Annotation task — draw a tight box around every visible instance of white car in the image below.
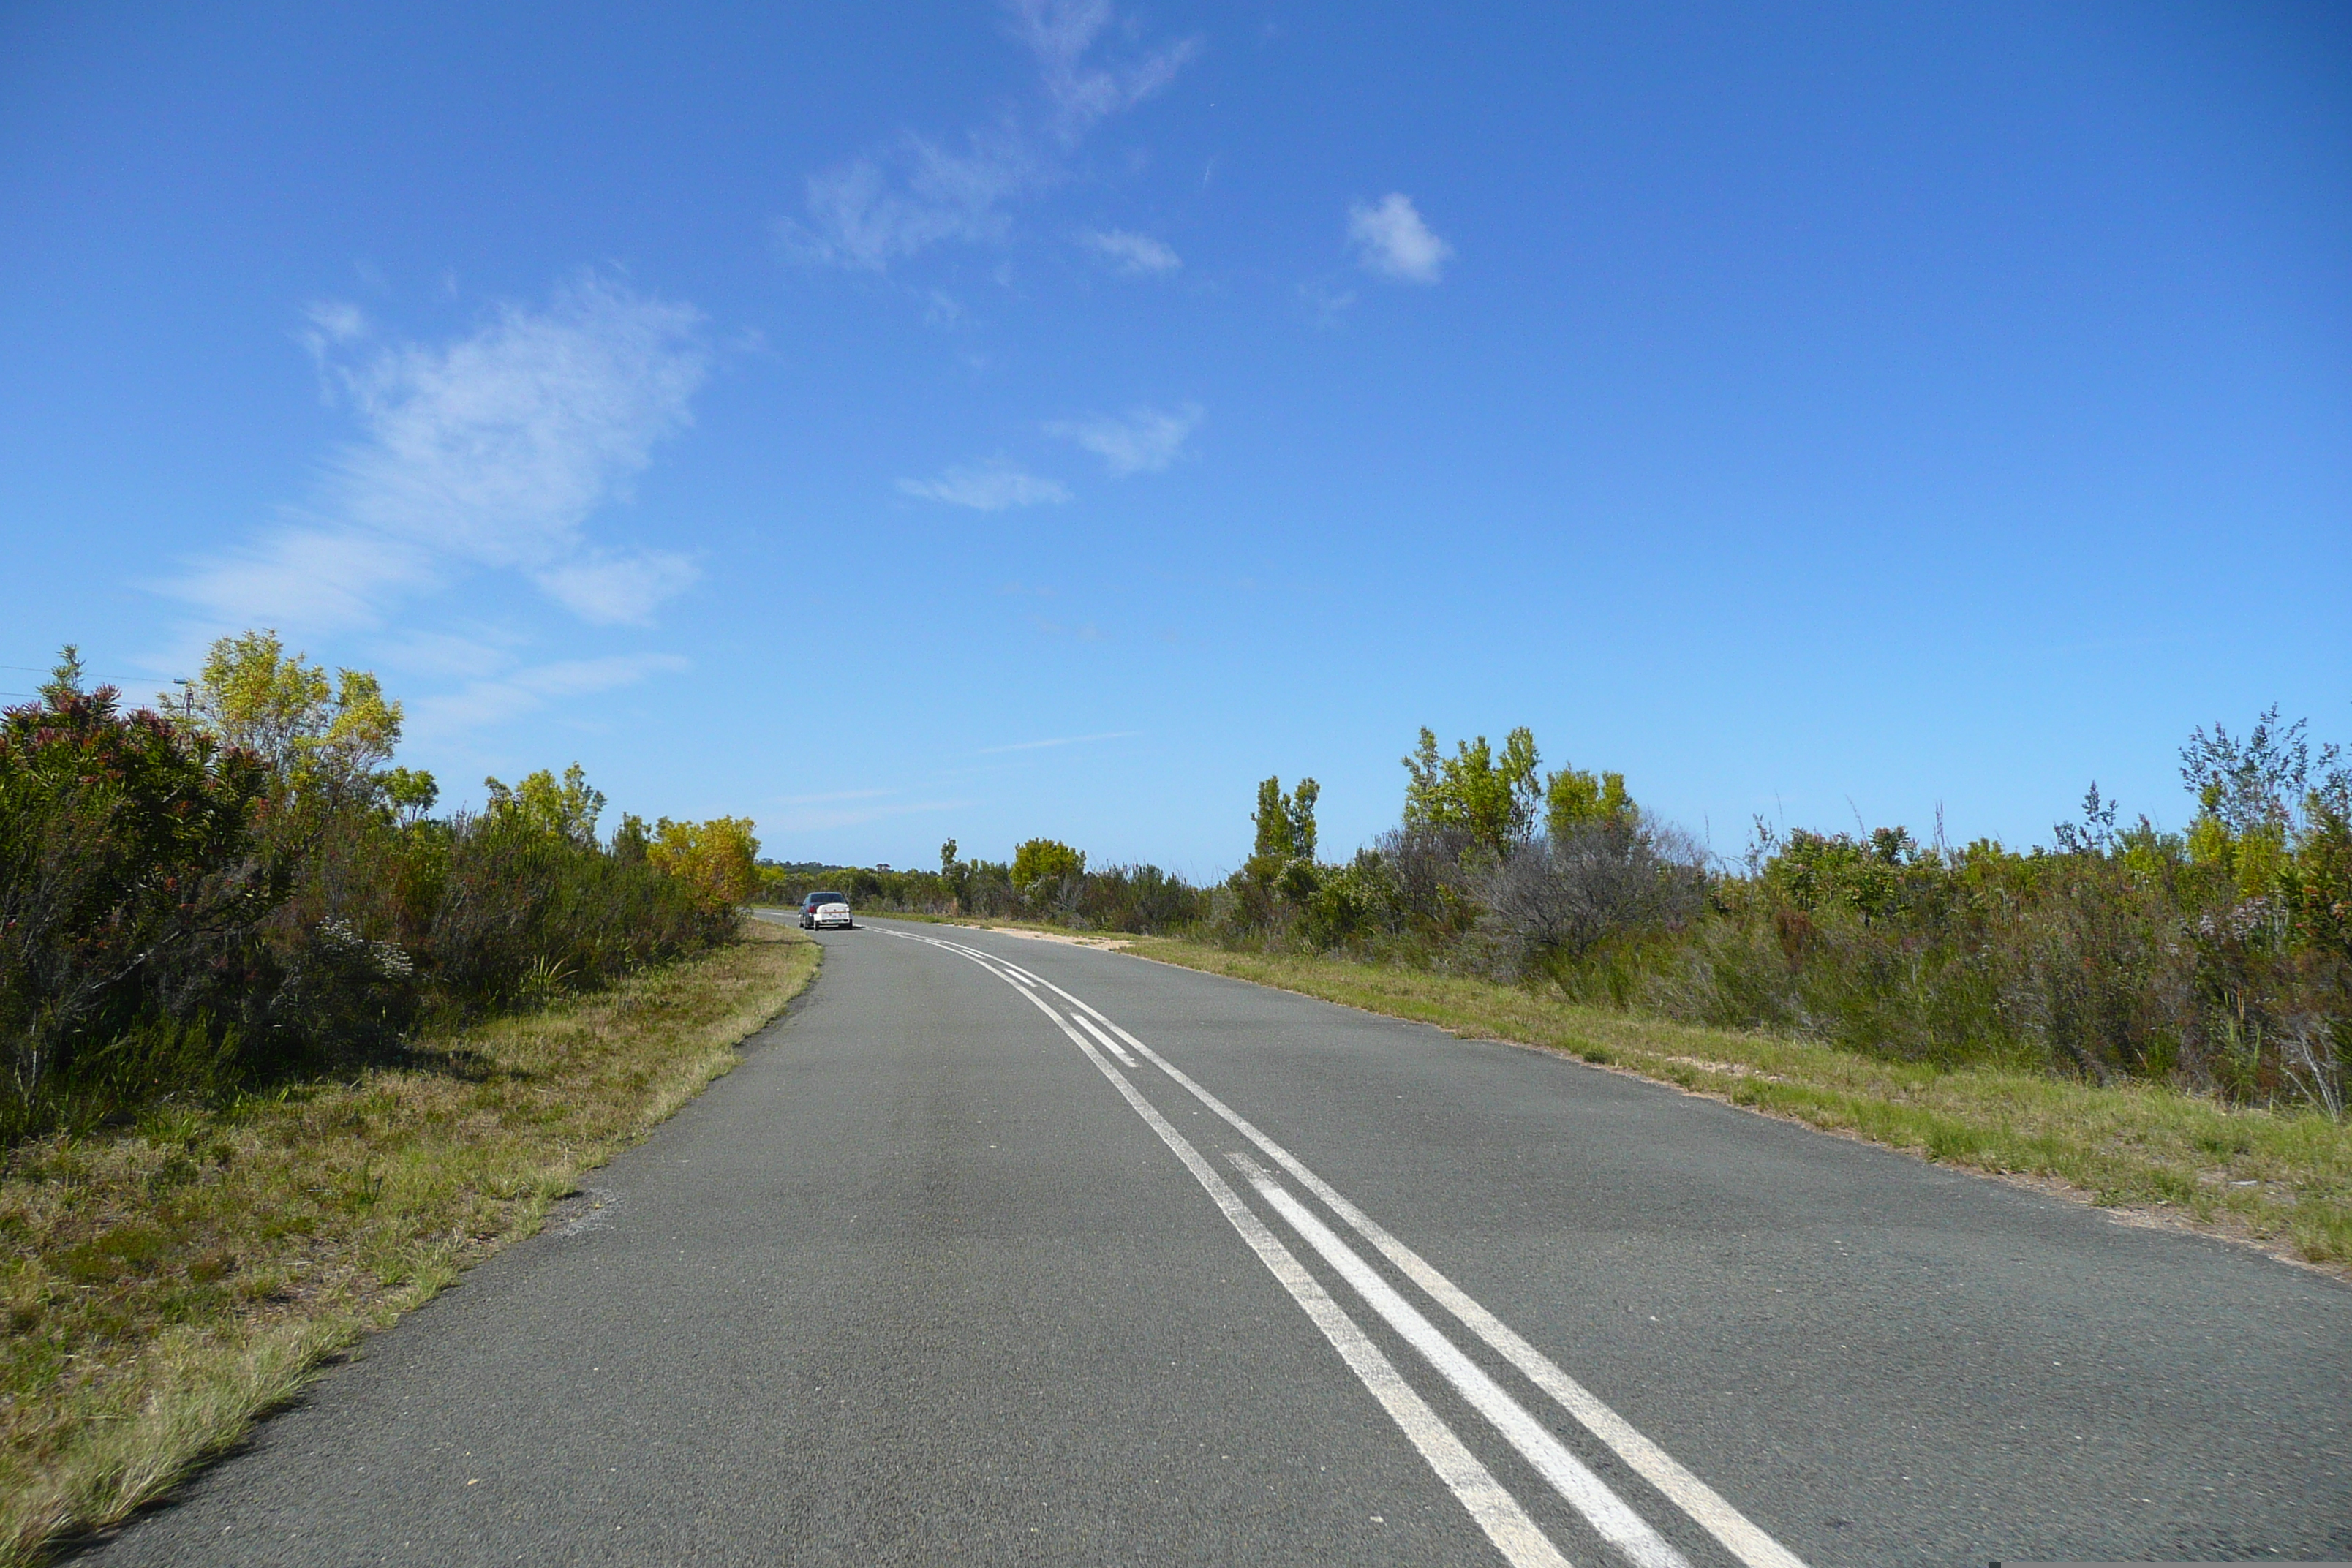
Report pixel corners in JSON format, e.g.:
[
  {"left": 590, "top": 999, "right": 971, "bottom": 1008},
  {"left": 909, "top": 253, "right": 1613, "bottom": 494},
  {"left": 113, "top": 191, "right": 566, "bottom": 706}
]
[{"left": 799, "top": 892, "right": 854, "bottom": 930}]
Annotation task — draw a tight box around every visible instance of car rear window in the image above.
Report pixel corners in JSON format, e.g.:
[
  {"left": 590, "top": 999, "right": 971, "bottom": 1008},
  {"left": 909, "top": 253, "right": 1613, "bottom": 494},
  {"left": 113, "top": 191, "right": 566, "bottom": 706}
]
[{"left": 808, "top": 892, "right": 846, "bottom": 905}]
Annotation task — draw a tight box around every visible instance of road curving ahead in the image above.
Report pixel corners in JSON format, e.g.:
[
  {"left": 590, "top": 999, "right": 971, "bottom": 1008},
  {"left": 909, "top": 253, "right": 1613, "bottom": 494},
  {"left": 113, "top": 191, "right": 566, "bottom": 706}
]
[{"left": 88, "top": 916, "right": 2352, "bottom": 1566}]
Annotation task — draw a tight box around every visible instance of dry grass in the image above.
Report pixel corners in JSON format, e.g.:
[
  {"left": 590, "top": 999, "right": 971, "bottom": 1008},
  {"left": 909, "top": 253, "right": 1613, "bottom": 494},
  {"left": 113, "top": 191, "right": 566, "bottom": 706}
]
[
  {"left": 1126, "top": 938, "right": 2352, "bottom": 1280},
  {"left": 0, "top": 923, "right": 818, "bottom": 1566}
]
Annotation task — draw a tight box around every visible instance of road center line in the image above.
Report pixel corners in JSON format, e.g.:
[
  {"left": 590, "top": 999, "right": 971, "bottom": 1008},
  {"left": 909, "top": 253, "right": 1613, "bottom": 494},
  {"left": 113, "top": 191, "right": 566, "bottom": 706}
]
[
  {"left": 1234, "top": 1154, "right": 1691, "bottom": 1568},
  {"left": 1067, "top": 1009, "right": 1137, "bottom": 1066},
  {"left": 1041, "top": 1010, "right": 1573, "bottom": 1568},
  {"left": 958, "top": 935, "right": 1809, "bottom": 1568},
  {"left": 897, "top": 931, "right": 1573, "bottom": 1568}
]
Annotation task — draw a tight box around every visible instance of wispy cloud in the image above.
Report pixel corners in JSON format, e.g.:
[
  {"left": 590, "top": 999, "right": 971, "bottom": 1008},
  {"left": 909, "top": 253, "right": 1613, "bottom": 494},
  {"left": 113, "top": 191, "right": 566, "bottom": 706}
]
[
  {"left": 298, "top": 299, "right": 368, "bottom": 365},
  {"left": 1045, "top": 403, "right": 1201, "bottom": 475},
  {"left": 978, "top": 729, "right": 1139, "bottom": 753},
  {"left": 1348, "top": 192, "right": 1452, "bottom": 284},
  {"left": 1014, "top": 0, "right": 1196, "bottom": 136},
  {"left": 1028, "top": 615, "right": 1104, "bottom": 641},
  {"left": 1082, "top": 227, "right": 1181, "bottom": 275},
  {"left": 1297, "top": 278, "right": 1360, "bottom": 327},
  {"left": 167, "top": 273, "right": 709, "bottom": 634},
  {"left": 777, "top": 1, "right": 1198, "bottom": 271},
  {"left": 406, "top": 652, "right": 692, "bottom": 738},
  {"left": 898, "top": 459, "right": 1072, "bottom": 511}
]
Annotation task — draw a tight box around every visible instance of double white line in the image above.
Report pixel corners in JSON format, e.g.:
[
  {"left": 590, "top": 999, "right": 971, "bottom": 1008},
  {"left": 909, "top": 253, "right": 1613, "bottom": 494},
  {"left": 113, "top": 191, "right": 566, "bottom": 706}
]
[{"left": 885, "top": 929, "right": 1807, "bottom": 1568}]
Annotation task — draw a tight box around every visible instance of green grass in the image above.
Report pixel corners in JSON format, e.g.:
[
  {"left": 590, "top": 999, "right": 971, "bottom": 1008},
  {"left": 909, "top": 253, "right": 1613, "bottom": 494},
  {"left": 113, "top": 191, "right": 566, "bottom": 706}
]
[
  {"left": 1126, "top": 936, "right": 2352, "bottom": 1277},
  {"left": 0, "top": 922, "right": 818, "bottom": 1566}
]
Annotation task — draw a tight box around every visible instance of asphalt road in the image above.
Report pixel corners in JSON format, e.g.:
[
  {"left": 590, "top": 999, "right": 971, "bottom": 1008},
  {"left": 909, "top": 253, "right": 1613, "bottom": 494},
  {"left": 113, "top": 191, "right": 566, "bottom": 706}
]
[{"left": 85, "top": 918, "right": 2352, "bottom": 1566}]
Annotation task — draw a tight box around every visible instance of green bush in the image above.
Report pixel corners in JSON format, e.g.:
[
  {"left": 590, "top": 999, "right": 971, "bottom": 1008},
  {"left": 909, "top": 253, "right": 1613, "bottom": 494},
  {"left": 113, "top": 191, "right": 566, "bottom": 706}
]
[{"left": 0, "top": 644, "right": 742, "bottom": 1142}]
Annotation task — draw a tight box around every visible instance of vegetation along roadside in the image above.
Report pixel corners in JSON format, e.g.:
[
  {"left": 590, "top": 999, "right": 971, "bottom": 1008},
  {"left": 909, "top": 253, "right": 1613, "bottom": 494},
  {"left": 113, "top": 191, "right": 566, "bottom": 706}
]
[
  {"left": 1120, "top": 935, "right": 2351, "bottom": 1281},
  {"left": 0, "top": 919, "right": 817, "bottom": 1566},
  {"left": 0, "top": 633, "right": 802, "bottom": 1565},
  {"left": 780, "top": 699, "right": 2348, "bottom": 1278}
]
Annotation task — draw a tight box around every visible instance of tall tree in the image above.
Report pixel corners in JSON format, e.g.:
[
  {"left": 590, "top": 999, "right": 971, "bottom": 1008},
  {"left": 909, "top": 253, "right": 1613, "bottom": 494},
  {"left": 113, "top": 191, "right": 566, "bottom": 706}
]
[
  {"left": 1402, "top": 727, "right": 1540, "bottom": 857},
  {"left": 170, "top": 630, "right": 408, "bottom": 808}
]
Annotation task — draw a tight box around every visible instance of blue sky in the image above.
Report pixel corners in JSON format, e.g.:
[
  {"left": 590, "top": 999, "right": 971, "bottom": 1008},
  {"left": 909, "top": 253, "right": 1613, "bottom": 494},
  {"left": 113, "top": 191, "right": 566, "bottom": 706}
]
[{"left": 4, "top": 2, "right": 2346, "bottom": 876}]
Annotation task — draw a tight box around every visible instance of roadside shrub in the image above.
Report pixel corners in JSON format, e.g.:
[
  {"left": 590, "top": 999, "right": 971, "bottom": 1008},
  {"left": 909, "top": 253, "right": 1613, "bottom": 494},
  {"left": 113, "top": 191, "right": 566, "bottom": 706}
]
[
  {"left": 1476, "top": 816, "right": 1706, "bottom": 981},
  {"left": 1, "top": 641, "right": 743, "bottom": 1141},
  {"left": 648, "top": 815, "right": 760, "bottom": 906},
  {"left": 1221, "top": 717, "right": 2351, "bottom": 1112},
  {"left": 426, "top": 813, "right": 733, "bottom": 1010},
  {"left": 0, "top": 674, "right": 280, "bottom": 1136}
]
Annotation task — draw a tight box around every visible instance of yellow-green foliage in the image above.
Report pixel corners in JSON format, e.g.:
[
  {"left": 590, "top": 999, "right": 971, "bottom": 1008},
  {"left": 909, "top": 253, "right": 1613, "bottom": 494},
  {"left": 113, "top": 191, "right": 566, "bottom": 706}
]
[
  {"left": 1543, "top": 764, "right": 1631, "bottom": 839},
  {"left": 173, "top": 630, "right": 405, "bottom": 805},
  {"left": 648, "top": 815, "right": 761, "bottom": 905},
  {"left": 1402, "top": 725, "right": 1542, "bottom": 857},
  {"left": 483, "top": 762, "right": 606, "bottom": 848},
  {"left": 1011, "top": 837, "right": 1085, "bottom": 893}
]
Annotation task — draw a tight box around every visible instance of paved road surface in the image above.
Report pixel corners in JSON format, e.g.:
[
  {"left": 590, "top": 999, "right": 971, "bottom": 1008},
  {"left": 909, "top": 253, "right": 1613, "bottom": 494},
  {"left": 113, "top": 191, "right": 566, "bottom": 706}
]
[{"left": 85, "top": 918, "right": 2352, "bottom": 1565}]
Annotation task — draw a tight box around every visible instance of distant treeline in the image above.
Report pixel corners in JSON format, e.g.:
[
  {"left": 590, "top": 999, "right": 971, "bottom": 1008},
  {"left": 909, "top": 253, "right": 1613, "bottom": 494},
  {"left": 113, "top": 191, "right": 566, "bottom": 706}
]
[
  {"left": 0, "top": 636, "right": 758, "bottom": 1141},
  {"left": 755, "top": 838, "right": 1205, "bottom": 934},
  {"left": 777, "top": 712, "right": 2350, "bottom": 1114}
]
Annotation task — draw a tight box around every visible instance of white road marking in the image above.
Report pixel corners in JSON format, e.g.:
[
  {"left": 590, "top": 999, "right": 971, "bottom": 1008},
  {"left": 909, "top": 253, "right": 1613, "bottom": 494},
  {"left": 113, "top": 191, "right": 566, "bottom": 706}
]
[
  {"left": 1233, "top": 1153, "right": 1691, "bottom": 1568},
  {"left": 1067, "top": 1009, "right": 1137, "bottom": 1066},
  {"left": 894, "top": 931, "right": 1572, "bottom": 1567},
  {"left": 1044, "top": 1003, "right": 1574, "bottom": 1568},
  {"left": 1014, "top": 971, "right": 1809, "bottom": 1568},
  {"left": 899, "top": 926, "right": 1809, "bottom": 1568}
]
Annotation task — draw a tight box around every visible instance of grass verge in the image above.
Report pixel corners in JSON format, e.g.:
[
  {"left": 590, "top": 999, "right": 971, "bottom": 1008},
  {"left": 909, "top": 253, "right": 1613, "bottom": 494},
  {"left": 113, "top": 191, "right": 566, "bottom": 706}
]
[
  {"left": 1125, "top": 937, "right": 2352, "bottom": 1280},
  {"left": 0, "top": 922, "right": 818, "bottom": 1566}
]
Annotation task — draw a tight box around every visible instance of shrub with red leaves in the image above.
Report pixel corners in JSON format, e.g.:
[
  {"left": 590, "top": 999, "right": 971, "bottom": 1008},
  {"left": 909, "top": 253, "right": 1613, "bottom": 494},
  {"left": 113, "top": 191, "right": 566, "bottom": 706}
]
[{"left": 0, "top": 680, "right": 279, "bottom": 1129}]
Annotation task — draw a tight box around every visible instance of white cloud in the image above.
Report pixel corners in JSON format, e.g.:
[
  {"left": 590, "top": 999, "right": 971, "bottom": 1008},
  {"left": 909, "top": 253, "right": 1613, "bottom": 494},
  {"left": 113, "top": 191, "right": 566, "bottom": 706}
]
[
  {"left": 533, "top": 549, "right": 702, "bottom": 626},
  {"left": 171, "top": 525, "right": 436, "bottom": 636},
  {"left": 1347, "top": 192, "right": 1452, "bottom": 284},
  {"left": 1010, "top": 0, "right": 1197, "bottom": 138},
  {"left": 407, "top": 652, "right": 691, "bottom": 737},
  {"left": 977, "top": 729, "right": 1139, "bottom": 753},
  {"left": 164, "top": 274, "right": 708, "bottom": 633},
  {"left": 328, "top": 276, "right": 704, "bottom": 567},
  {"left": 778, "top": 1, "right": 1197, "bottom": 271},
  {"left": 1082, "top": 228, "right": 1181, "bottom": 275},
  {"left": 785, "top": 138, "right": 1026, "bottom": 269},
  {"left": 299, "top": 299, "right": 369, "bottom": 363},
  {"left": 897, "top": 459, "right": 1072, "bottom": 511},
  {"left": 1044, "top": 403, "right": 1201, "bottom": 475}
]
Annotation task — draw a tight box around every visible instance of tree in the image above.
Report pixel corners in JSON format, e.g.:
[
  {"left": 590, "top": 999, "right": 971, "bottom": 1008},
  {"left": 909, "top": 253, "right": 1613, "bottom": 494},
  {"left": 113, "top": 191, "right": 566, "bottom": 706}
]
[
  {"left": 1245, "top": 777, "right": 1321, "bottom": 897},
  {"left": 171, "top": 630, "right": 407, "bottom": 807},
  {"left": 611, "top": 812, "right": 651, "bottom": 865},
  {"left": 380, "top": 766, "right": 440, "bottom": 827},
  {"left": 1402, "top": 726, "right": 1540, "bottom": 859},
  {"left": 1543, "top": 764, "right": 1632, "bottom": 841},
  {"left": 649, "top": 817, "right": 761, "bottom": 905},
  {"left": 1011, "top": 838, "right": 1084, "bottom": 894},
  {"left": 483, "top": 764, "right": 605, "bottom": 849}
]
